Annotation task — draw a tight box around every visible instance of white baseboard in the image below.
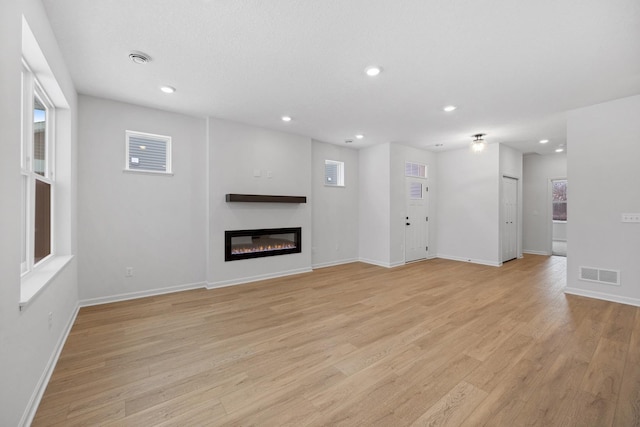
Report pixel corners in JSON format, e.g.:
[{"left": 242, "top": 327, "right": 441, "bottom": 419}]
[
  {"left": 436, "top": 254, "right": 502, "bottom": 267},
  {"left": 207, "top": 267, "right": 312, "bottom": 289},
  {"left": 79, "top": 281, "right": 206, "bottom": 307},
  {"left": 358, "top": 258, "right": 392, "bottom": 268},
  {"left": 564, "top": 286, "right": 640, "bottom": 308},
  {"left": 20, "top": 303, "right": 80, "bottom": 427},
  {"left": 312, "top": 258, "right": 358, "bottom": 269},
  {"left": 523, "top": 250, "right": 551, "bottom": 256}
]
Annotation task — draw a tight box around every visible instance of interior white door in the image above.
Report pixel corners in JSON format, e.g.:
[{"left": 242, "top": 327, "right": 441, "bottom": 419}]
[
  {"left": 405, "top": 177, "right": 428, "bottom": 262},
  {"left": 502, "top": 176, "right": 518, "bottom": 262}
]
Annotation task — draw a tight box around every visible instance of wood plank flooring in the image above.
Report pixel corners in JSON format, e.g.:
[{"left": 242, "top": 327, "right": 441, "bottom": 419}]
[{"left": 33, "top": 255, "right": 640, "bottom": 426}]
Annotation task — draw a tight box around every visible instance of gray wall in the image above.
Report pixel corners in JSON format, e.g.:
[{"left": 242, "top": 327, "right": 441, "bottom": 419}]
[
  {"left": 0, "top": 1, "right": 79, "bottom": 425},
  {"left": 566, "top": 94, "right": 640, "bottom": 305},
  {"left": 207, "top": 118, "right": 313, "bottom": 287},
  {"left": 77, "top": 95, "right": 207, "bottom": 303},
  {"left": 358, "top": 143, "right": 392, "bottom": 266},
  {"left": 311, "top": 140, "right": 359, "bottom": 268},
  {"left": 436, "top": 143, "right": 501, "bottom": 266},
  {"left": 522, "top": 153, "right": 567, "bottom": 254}
]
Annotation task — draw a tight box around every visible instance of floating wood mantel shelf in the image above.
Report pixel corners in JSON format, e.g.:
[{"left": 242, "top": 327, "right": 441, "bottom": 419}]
[{"left": 225, "top": 194, "right": 307, "bottom": 203}]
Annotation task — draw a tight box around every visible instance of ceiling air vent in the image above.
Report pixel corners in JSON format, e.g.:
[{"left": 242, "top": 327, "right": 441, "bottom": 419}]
[
  {"left": 129, "top": 51, "right": 151, "bottom": 64},
  {"left": 579, "top": 266, "right": 620, "bottom": 286}
]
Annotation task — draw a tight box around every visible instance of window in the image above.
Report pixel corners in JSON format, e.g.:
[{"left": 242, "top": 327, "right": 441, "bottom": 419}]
[
  {"left": 325, "top": 160, "right": 344, "bottom": 186},
  {"left": 552, "top": 179, "right": 567, "bottom": 221},
  {"left": 405, "top": 161, "right": 427, "bottom": 178},
  {"left": 21, "top": 61, "right": 54, "bottom": 274},
  {"left": 125, "top": 130, "right": 172, "bottom": 174},
  {"left": 409, "top": 182, "right": 424, "bottom": 200}
]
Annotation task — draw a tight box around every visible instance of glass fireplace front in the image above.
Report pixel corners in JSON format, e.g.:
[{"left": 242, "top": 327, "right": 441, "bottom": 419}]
[{"left": 225, "top": 227, "right": 302, "bottom": 261}]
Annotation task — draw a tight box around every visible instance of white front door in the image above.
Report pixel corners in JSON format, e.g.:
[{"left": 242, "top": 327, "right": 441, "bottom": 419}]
[
  {"left": 502, "top": 176, "right": 518, "bottom": 262},
  {"left": 405, "top": 177, "right": 429, "bottom": 262}
]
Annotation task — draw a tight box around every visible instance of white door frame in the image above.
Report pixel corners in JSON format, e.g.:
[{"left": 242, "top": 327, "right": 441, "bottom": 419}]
[
  {"left": 501, "top": 176, "right": 519, "bottom": 263},
  {"left": 405, "top": 176, "right": 429, "bottom": 263}
]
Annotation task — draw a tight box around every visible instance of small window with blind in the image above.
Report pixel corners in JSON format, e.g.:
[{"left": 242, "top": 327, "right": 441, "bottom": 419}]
[
  {"left": 325, "top": 160, "right": 344, "bottom": 187},
  {"left": 409, "top": 182, "right": 424, "bottom": 200},
  {"left": 405, "top": 161, "right": 427, "bottom": 178},
  {"left": 125, "top": 130, "right": 172, "bottom": 174}
]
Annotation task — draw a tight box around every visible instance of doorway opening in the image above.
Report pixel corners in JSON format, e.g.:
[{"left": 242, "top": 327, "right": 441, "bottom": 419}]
[{"left": 551, "top": 179, "right": 567, "bottom": 257}]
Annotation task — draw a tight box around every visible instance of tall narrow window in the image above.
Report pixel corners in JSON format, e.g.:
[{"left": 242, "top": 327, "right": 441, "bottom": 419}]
[
  {"left": 21, "top": 61, "right": 55, "bottom": 273},
  {"left": 552, "top": 179, "right": 568, "bottom": 221}
]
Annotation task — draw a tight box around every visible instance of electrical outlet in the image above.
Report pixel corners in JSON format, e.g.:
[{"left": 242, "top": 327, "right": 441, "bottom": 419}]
[
  {"left": 125, "top": 267, "right": 134, "bottom": 277},
  {"left": 622, "top": 213, "right": 640, "bottom": 223}
]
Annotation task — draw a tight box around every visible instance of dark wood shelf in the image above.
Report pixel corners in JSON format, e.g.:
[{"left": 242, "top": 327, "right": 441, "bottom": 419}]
[{"left": 225, "top": 194, "right": 307, "bottom": 203}]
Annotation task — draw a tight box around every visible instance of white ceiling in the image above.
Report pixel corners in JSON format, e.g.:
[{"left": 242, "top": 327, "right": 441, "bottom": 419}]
[{"left": 42, "top": 0, "right": 640, "bottom": 154}]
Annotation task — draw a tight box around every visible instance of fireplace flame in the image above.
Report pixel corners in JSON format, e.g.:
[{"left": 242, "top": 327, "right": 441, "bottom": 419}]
[{"left": 231, "top": 242, "right": 297, "bottom": 255}]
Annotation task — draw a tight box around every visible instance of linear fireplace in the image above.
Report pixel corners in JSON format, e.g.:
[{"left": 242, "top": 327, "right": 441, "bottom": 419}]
[{"left": 225, "top": 227, "right": 302, "bottom": 261}]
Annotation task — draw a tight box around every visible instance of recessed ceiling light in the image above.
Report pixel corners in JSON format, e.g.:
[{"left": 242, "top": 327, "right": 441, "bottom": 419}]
[
  {"left": 443, "top": 105, "right": 457, "bottom": 112},
  {"left": 129, "top": 51, "right": 151, "bottom": 64},
  {"left": 355, "top": 134, "right": 364, "bottom": 139},
  {"left": 539, "top": 139, "right": 549, "bottom": 144},
  {"left": 160, "top": 86, "right": 175, "bottom": 94},
  {"left": 555, "top": 148, "right": 564, "bottom": 152},
  {"left": 281, "top": 116, "right": 292, "bottom": 122},
  {"left": 365, "top": 66, "right": 382, "bottom": 77}
]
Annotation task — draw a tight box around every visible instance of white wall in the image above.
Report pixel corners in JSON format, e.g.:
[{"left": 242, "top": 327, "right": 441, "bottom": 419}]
[
  {"left": 436, "top": 143, "right": 501, "bottom": 266},
  {"left": 358, "top": 143, "right": 391, "bottom": 266},
  {"left": 390, "top": 144, "right": 438, "bottom": 265},
  {"left": 499, "top": 144, "right": 524, "bottom": 258},
  {"left": 311, "top": 140, "right": 359, "bottom": 268},
  {"left": 522, "top": 153, "right": 567, "bottom": 254},
  {"left": 553, "top": 221, "right": 567, "bottom": 241},
  {"left": 77, "top": 95, "right": 207, "bottom": 303},
  {"left": 566, "top": 94, "right": 640, "bottom": 306},
  {"left": 0, "top": 1, "right": 79, "bottom": 425},
  {"left": 208, "top": 118, "right": 312, "bottom": 287}
]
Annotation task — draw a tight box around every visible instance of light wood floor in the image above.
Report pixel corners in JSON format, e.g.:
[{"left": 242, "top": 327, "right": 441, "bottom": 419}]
[{"left": 34, "top": 255, "right": 640, "bottom": 426}]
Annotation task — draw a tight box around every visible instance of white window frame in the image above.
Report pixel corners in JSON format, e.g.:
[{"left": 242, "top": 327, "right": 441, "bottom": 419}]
[
  {"left": 21, "top": 60, "right": 55, "bottom": 276},
  {"left": 124, "top": 130, "right": 172, "bottom": 175},
  {"left": 405, "top": 161, "right": 427, "bottom": 179},
  {"left": 325, "top": 159, "right": 345, "bottom": 187}
]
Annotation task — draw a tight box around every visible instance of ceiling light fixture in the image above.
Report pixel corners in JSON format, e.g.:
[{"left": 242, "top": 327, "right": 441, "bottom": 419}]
[
  {"left": 355, "top": 134, "right": 364, "bottom": 139},
  {"left": 443, "top": 105, "right": 457, "bottom": 112},
  {"left": 129, "top": 51, "right": 151, "bottom": 64},
  {"left": 471, "top": 133, "right": 486, "bottom": 152},
  {"left": 365, "top": 66, "right": 382, "bottom": 77},
  {"left": 160, "top": 85, "right": 176, "bottom": 94},
  {"left": 281, "top": 116, "right": 292, "bottom": 122},
  {"left": 539, "top": 139, "right": 549, "bottom": 144},
  {"left": 555, "top": 148, "right": 564, "bottom": 152}
]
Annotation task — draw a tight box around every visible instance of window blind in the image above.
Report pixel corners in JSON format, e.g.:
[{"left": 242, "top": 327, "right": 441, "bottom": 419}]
[{"left": 128, "top": 135, "right": 167, "bottom": 172}]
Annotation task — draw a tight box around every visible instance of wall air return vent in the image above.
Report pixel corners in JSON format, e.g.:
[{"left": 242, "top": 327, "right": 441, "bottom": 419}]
[{"left": 579, "top": 266, "right": 620, "bottom": 286}]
